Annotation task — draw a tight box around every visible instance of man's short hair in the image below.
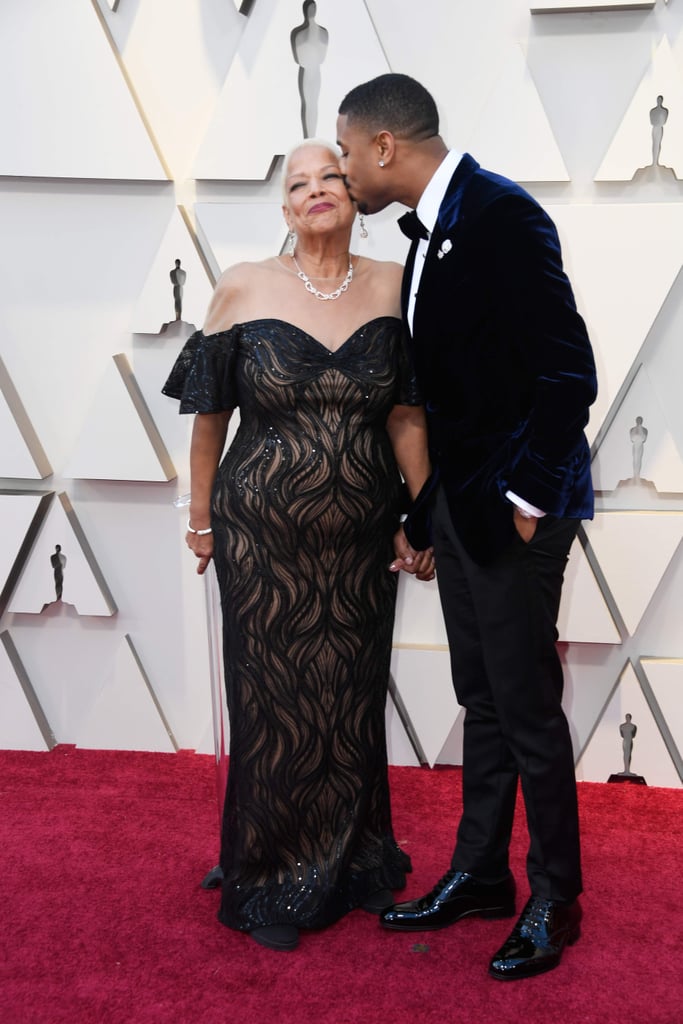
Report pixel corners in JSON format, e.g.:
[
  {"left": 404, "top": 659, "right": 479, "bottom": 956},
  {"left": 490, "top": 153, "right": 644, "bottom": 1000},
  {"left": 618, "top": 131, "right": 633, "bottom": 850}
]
[{"left": 339, "top": 74, "right": 439, "bottom": 141}]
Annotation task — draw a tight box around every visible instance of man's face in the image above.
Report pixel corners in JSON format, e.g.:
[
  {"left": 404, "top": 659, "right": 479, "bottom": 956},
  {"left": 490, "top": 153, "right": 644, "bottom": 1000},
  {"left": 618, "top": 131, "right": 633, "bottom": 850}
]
[{"left": 336, "top": 114, "right": 393, "bottom": 215}]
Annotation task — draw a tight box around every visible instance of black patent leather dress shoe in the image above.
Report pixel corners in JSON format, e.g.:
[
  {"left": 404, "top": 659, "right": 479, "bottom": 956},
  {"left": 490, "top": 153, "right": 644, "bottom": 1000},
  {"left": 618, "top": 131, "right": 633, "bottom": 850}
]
[
  {"left": 488, "top": 896, "right": 581, "bottom": 980},
  {"left": 380, "top": 870, "right": 516, "bottom": 932},
  {"left": 249, "top": 925, "right": 299, "bottom": 951}
]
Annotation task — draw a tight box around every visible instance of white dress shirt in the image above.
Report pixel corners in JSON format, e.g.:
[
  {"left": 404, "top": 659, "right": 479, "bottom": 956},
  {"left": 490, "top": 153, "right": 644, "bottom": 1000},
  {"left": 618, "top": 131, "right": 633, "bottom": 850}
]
[{"left": 407, "top": 148, "right": 462, "bottom": 333}]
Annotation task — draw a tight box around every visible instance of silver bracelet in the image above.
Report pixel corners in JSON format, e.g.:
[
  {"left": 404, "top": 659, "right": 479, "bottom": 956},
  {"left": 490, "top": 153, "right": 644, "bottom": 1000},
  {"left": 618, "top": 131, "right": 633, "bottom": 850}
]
[{"left": 187, "top": 519, "right": 213, "bottom": 536}]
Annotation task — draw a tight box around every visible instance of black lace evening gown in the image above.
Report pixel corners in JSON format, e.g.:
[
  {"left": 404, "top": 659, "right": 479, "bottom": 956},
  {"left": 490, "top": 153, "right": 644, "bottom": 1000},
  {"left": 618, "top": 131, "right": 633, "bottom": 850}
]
[{"left": 163, "top": 317, "right": 420, "bottom": 932}]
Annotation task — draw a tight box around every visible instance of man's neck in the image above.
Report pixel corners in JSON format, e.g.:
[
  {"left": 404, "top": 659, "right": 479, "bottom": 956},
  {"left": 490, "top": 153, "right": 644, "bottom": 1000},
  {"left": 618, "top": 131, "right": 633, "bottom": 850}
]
[{"left": 397, "top": 136, "right": 450, "bottom": 209}]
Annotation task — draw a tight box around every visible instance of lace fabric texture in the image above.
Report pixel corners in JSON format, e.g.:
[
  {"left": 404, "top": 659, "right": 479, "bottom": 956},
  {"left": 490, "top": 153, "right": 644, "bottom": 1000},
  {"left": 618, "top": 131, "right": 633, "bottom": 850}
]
[{"left": 164, "top": 317, "right": 419, "bottom": 930}]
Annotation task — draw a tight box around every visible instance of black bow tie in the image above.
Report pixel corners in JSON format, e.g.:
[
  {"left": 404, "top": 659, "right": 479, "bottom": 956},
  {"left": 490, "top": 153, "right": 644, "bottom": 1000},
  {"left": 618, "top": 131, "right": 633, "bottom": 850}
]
[{"left": 398, "top": 209, "right": 430, "bottom": 242}]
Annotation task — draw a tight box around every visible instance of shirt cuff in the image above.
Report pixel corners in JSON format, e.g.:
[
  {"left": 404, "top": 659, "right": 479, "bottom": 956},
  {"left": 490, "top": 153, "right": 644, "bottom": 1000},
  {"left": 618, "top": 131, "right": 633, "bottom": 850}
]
[{"left": 505, "top": 490, "right": 546, "bottom": 519}]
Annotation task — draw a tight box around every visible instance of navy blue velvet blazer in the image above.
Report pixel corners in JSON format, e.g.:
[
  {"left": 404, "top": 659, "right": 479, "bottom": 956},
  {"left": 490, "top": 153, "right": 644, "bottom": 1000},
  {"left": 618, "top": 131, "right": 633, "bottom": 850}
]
[{"left": 403, "top": 154, "right": 597, "bottom": 564}]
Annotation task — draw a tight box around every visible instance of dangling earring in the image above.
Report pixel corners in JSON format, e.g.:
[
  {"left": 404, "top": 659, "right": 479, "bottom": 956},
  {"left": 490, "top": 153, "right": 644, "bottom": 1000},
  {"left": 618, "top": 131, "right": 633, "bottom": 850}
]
[
  {"left": 287, "top": 230, "right": 296, "bottom": 256},
  {"left": 378, "top": 160, "right": 385, "bottom": 168},
  {"left": 359, "top": 213, "right": 368, "bottom": 239}
]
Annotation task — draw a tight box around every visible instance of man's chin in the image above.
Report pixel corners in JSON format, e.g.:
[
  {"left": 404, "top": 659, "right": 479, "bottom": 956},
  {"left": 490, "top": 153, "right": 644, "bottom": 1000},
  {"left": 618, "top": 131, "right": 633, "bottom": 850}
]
[
  {"left": 345, "top": 185, "right": 366, "bottom": 212},
  {"left": 356, "top": 200, "right": 370, "bottom": 215},
  {"left": 348, "top": 189, "right": 381, "bottom": 216}
]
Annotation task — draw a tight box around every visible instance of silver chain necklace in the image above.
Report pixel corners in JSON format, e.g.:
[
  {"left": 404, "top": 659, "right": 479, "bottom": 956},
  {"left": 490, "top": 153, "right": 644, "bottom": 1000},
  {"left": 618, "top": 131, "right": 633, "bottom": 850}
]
[{"left": 290, "top": 253, "right": 353, "bottom": 301}]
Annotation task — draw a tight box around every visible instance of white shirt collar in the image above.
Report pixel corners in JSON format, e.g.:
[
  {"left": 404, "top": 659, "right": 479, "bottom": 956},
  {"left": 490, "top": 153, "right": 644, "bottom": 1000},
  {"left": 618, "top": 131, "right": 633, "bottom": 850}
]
[{"left": 415, "top": 149, "right": 463, "bottom": 235}]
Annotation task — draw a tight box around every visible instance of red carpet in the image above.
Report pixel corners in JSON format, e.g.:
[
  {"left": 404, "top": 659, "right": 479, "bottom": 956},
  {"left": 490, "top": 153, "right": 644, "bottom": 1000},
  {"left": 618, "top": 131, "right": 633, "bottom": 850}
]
[{"left": 1, "top": 747, "right": 681, "bottom": 1024}]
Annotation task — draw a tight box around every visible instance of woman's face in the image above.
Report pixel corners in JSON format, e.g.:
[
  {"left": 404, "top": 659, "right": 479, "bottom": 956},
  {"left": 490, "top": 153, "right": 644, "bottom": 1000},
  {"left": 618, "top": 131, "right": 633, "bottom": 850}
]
[{"left": 282, "top": 145, "right": 356, "bottom": 240}]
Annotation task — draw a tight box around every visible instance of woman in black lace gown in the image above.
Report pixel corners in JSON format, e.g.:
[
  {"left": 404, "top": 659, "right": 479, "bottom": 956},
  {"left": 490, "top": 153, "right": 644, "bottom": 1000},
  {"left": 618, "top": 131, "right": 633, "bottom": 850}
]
[{"left": 163, "top": 141, "right": 433, "bottom": 951}]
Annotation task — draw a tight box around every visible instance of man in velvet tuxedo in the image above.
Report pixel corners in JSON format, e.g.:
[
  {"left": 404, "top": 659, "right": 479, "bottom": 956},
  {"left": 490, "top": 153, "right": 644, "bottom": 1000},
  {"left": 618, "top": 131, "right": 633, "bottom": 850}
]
[{"left": 337, "top": 75, "right": 597, "bottom": 980}]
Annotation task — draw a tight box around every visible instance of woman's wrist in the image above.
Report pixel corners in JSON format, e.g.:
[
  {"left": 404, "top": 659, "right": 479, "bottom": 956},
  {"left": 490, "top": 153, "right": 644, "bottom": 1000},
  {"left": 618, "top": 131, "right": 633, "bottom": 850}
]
[{"left": 187, "top": 518, "right": 212, "bottom": 535}]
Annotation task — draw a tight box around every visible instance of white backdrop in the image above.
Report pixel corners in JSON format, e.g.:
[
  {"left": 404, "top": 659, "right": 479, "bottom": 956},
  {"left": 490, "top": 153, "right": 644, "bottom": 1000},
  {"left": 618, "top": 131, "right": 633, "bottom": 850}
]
[{"left": 1, "top": 0, "right": 682, "bottom": 787}]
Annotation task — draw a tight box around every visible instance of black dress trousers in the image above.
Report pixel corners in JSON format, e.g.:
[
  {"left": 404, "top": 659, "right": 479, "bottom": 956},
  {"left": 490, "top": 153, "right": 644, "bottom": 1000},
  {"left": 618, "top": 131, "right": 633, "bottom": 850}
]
[{"left": 432, "top": 485, "right": 582, "bottom": 903}]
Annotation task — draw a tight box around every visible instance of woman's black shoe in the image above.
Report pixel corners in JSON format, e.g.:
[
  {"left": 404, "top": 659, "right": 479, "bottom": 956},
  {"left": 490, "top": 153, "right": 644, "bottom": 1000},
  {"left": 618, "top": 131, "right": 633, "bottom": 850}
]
[
  {"left": 361, "top": 888, "right": 395, "bottom": 913},
  {"left": 249, "top": 925, "right": 299, "bottom": 951}
]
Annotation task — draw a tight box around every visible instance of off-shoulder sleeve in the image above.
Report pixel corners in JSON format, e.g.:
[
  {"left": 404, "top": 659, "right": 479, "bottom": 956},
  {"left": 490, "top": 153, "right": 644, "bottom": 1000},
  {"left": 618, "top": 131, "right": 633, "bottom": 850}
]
[
  {"left": 395, "top": 323, "right": 422, "bottom": 407},
  {"left": 161, "top": 329, "right": 239, "bottom": 413}
]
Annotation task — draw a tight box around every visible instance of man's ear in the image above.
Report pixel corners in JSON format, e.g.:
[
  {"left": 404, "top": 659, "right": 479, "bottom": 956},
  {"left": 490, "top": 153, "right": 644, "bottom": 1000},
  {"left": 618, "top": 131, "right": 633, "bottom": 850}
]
[{"left": 376, "top": 130, "right": 397, "bottom": 166}]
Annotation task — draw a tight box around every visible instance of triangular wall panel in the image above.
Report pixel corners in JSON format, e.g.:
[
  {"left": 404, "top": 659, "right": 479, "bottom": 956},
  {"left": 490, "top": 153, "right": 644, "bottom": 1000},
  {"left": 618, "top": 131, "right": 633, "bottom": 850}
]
[
  {"left": 0, "top": 0, "right": 165, "bottom": 179},
  {"left": 0, "top": 357, "right": 52, "bottom": 479},
  {"left": 393, "top": 575, "right": 448, "bottom": 648},
  {"left": 560, "top": 646, "right": 624, "bottom": 764},
  {"left": 592, "top": 364, "right": 683, "bottom": 495},
  {"left": 465, "top": 43, "right": 569, "bottom": 182},
  {"left": 193, "top": 0, "right": 390, "bottom": 179},
  {"left": 435, "top": 710, "right": 465, "bottom": 767},
  {"left": 640, "top": 658, "right": 683, "bottom": 763},
  {"left": 194, "top": 203, "right": 287, "bottom": 280},
  {"left": 547, "top": 204, "right": 683, "bottom": 444},
  {"left": 557, "top": 536, "right": 621, "bottom": 643},
  {"left": 0, "top": 631, "right": 55, "bottom": 751},
  {"left": 103, "top": 0, "right": 245, "bottom": 181},
  {"left": 195, "top": 715, "right": 220, "bottom": 759},
  {"left": 132, "top": 325, "right": 198, "bottom": 464},
  {"left": 7, "top": 493, "right": 117, "bottom": 617},
  {"left": 74, "top": 635, "right": 177, "bottom": 752},
  {"left": 64, "top": 354, "right": 175, "bottom": 482},
  {"left": 0, "top": 491, "right": 52, "bottom": 618},
  {"left": 385, "top": 690, "right": 422, "bottom": 768},
  {"left": 129, "top": 209, "right": 214, "bottom": 333},
  {"left": 596, "top": 38, "right": 683, "bottom": 181},
  {"left": 389, "top": 647, "right": 461, "bottom": 768},
  {"left": 585, "top": 512, "right": 683, "bottom": 635},
  {"left": 575, "top": 661, "right": 680, "bottom": 787}
]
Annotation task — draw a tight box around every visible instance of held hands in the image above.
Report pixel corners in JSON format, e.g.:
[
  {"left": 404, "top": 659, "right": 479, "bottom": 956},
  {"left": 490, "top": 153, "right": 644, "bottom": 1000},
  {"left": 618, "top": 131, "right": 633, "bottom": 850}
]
[
  {"left": 389, "top": 509, "right": 536, "bottom": 581},
  {"left": 389, "top": 526, "right": 436, "bottom": 582}
]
